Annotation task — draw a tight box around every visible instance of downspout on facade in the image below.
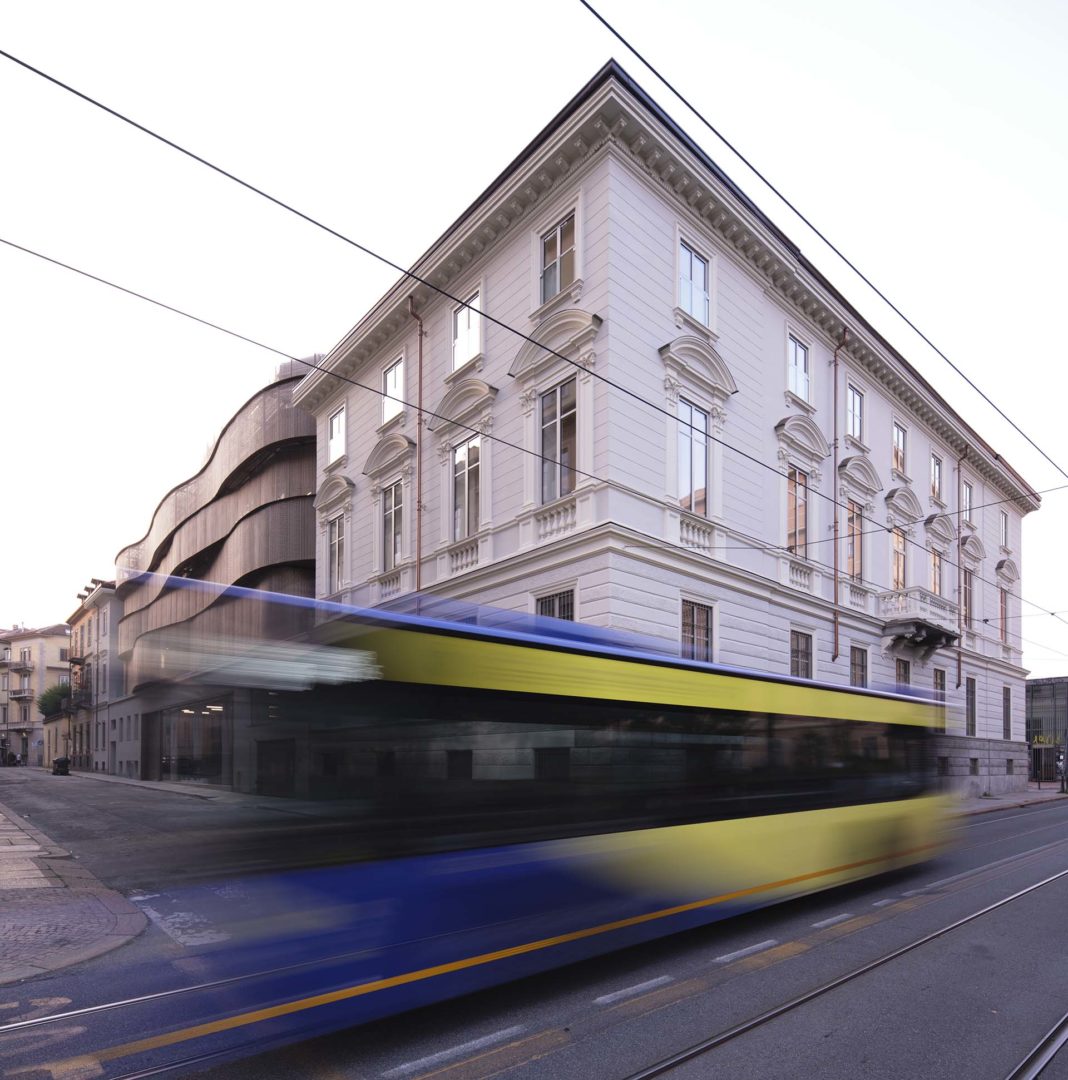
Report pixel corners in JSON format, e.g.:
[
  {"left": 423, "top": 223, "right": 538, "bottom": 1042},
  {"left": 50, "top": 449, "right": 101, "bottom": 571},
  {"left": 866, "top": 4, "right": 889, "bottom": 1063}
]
[{"left": 408, "top": 297, "right": 425, "bottom": 594}]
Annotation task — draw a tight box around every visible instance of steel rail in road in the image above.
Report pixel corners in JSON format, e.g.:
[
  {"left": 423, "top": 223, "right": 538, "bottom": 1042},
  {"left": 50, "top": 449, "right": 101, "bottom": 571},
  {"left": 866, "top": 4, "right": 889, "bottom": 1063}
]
[
  {"left": 623, "top": 865, "right": 1068, "bottom": 1080},
  {"left": 1003, "top": 1010, "right": 1068, "bottom": 1080}
]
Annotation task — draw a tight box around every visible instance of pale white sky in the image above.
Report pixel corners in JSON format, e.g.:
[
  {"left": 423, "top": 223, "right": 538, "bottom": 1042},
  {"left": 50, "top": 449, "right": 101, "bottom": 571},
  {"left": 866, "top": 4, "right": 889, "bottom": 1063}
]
[{"left": 2, "top": 0, "right": 1066, "bottom": 671}]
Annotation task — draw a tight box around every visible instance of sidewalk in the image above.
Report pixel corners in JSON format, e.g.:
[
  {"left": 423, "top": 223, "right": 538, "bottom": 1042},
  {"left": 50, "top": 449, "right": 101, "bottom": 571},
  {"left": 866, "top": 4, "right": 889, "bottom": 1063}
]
[
  {"left": 953, "top": 780, "right": 1068, "bottom": 817},
  {"left": 0, "top": 797, "right": 146, "bottom": 985}
]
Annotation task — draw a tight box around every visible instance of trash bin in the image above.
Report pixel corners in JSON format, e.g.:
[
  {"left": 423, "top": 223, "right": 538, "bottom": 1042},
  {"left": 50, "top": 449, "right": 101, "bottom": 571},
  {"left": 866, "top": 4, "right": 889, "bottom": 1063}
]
[{"left": 52, "top": 756, "right": 70, "bottom": 776}]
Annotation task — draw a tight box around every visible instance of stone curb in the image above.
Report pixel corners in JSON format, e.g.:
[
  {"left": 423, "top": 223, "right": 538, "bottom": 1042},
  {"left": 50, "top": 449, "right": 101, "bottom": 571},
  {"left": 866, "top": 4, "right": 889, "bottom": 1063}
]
[
  {"left": 953, "top": 791, "right": 1068, "bottom": 817},
  {"left": 0, "top": 796, "right": 148, "bottom": 986}
]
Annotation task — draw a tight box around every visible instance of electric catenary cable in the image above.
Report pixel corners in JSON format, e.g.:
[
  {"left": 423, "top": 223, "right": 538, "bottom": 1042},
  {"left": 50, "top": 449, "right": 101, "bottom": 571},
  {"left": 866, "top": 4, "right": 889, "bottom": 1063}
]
[{"left": 575, "top": 0, "right": 1068, "bottom": 485}]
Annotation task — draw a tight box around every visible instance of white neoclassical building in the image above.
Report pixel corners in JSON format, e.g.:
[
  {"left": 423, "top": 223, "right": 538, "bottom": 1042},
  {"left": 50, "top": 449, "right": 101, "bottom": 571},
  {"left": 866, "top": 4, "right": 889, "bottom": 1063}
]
[{"left": 294, "top": 62, "right": 1038, "bottom": 795}]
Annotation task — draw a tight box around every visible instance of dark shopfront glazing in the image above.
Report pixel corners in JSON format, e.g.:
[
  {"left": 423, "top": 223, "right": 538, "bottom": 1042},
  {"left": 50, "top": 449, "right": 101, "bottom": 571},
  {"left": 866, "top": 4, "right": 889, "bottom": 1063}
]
[{"left": 160, "top": 696, "right": 232, "bottom": 785}]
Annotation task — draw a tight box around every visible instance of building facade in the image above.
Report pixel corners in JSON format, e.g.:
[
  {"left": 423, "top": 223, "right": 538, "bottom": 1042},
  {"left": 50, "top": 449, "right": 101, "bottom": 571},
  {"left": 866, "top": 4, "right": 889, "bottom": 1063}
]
[
  {"left": 61, "top": 580, "right": 123, "bottom": 772},
  {"left": 294, "top": 62, "right": 1037, "bottom": 796},
  {"left": 1026, "top": 677, "right": 1067, "bottom": 781},
  {"left": 0, "top": 624, "right": 71, "bottom": 766},
  {"left": 112, "top": 363, "right": 316, "bottom": 789}
]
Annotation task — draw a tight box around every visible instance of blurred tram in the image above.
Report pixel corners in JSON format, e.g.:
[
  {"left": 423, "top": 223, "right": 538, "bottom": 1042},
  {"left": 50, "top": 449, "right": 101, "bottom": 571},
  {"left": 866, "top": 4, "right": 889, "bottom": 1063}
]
[{"left": 114, "top": 582, "right": 950, "bottom": 1053}]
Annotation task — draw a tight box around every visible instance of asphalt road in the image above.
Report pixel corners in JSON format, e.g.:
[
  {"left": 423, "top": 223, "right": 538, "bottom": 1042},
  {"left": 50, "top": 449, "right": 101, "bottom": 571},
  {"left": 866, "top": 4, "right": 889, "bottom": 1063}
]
[{"left": 1, "top": 770, "right": 1067, "bottom": 1080}]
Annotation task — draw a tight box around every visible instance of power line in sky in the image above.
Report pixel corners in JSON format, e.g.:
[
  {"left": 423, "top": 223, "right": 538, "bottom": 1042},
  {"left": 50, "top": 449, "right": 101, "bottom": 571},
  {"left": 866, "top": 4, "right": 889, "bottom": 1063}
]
[{"left": 575, "top": 0, "right": 1068, "bottom": 486}]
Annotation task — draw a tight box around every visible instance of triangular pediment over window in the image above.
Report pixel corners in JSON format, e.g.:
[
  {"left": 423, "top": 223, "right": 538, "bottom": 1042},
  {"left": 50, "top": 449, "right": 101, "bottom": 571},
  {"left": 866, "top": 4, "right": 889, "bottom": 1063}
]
[
  {"left": 509, "top": 308, "right": 601, "bottom": 383},
  {"left": 363, "top": 433, "right": 415, "bottom": 479}
]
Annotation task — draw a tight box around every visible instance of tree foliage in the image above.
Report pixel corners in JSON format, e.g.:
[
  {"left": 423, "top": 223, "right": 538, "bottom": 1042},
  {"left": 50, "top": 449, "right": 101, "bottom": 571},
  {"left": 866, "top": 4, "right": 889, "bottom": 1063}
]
[{"left": 36, "top": 683, "right": 69, "bottom": 718}]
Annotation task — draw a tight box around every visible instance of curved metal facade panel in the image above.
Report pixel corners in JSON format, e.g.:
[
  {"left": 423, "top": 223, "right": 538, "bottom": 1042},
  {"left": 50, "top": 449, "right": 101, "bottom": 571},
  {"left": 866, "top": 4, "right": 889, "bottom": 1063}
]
[{"left": 115, "top": 378, "right": 314, "bottom": 577}]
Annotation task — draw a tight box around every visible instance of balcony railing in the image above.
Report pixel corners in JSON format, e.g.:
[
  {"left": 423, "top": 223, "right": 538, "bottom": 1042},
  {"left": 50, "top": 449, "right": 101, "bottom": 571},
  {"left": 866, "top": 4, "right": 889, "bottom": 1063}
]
[
  {"left": 535, "top": 498, "right": 576, "bottom": 542},
  {"left": 9, "top": 657, "right": 34, "bottom": 673},
  {"left": 448, "top": 539, "right": 479, "bottom": 575},
  {"left": 8, "top": 687, "right": 34, "bottom": 700},
  {"left": 878, "top": 586, "right": 958, "bottom": 633},
  {"left": 679, "top": 513, "right": 714, "bottom": 552}
]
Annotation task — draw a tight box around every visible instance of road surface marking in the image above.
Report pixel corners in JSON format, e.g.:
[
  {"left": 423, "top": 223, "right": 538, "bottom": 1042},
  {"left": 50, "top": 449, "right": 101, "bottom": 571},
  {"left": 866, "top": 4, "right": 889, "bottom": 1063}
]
[
  {"left": 715, "top": 939, "right": 778, "bottom": 963},
  {"left": 811, "top": 913, "right": 854, "bottom": 929},
  {"left": 382, "top": 1026, "right": 525, "bottom": 1077},
  {"left": 594, "top": 976, "right": 673, "bottom": 1005},
  {"left": 872, "top": 899, "right": 896, "bottom": 907}
]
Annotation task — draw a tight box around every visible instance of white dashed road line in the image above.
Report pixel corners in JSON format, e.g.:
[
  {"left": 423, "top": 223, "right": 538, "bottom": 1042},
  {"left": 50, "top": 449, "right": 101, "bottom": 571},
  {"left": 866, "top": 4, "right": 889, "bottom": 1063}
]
[
  {"left": 594, "top": 976, "right": 674, "bottom": 1005},
  {"left": 872, "top": 899, "right": 896, "bottom": 908},
  {"left": 811, "top": 913, "right": 854, "bottom": 929},
  {"left": 382, "top": 1026, "right": 526, "bottom": 1077},
  {"left": 715, "top": 939, "right": 778, "bottom": 963}
]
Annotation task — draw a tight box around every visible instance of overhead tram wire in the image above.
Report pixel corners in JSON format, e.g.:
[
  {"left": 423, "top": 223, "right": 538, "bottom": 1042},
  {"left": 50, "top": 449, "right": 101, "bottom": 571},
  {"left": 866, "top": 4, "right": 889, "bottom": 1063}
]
[
  {"left": 3, "top": 231, "right": 1065, "bottom": 643},
  {"left": 575, "top": 0, "right": 1068, "bottom": 488},
  {"left": 0, "top": 45, "right": 1043, "bottom": 550}
]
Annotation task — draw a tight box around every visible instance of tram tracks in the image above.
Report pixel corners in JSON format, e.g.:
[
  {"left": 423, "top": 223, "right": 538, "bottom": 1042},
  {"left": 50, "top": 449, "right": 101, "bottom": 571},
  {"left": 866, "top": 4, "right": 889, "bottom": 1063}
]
[{"left": 624, "top": 864, "right": 1068, "bottom": 1080}]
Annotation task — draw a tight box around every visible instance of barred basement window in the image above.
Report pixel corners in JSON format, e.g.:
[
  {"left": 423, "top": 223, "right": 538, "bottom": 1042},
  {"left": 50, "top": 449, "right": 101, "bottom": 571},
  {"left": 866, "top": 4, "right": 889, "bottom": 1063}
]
[
  {"left": 937, "top": 756, "right": 949, "bottom": 776},
  {"left": 537, "top": 590, "right": 574, "bottom": 621},
  {"left": 969, "top": 758, "right": 979, "bottom": 776},
  {"left": 1006, "top": 758, "right": 1014, "bottom": 775}
]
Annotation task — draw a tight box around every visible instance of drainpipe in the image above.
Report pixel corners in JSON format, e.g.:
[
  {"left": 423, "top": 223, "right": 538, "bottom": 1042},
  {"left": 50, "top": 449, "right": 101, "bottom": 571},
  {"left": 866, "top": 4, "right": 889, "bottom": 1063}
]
[
  {"left": 408, "top": 297, "right": 424, "bottom": 595},
  {"left": 832, "top": 328, "right": 847, "bottom": 661},
  {"left": 955, "top": 448, "right": 967, "bottom": 689}
]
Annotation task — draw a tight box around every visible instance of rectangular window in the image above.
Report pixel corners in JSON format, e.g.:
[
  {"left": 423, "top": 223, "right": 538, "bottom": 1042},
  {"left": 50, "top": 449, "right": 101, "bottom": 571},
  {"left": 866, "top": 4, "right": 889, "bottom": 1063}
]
[
  {"left": 328, "top": 515, "right": 345, "bottom": 593},
  {"left": 846, "top": 500, "right": 863, "bottom": 582},
  {"left": 966, "top": 677, "right": 976, "bottom": 736},
  {"left": 1006, "top": 758, "right": 1014, "bottom": 775},
  {"left": 534, "top": 746, "right": 570, "bottom": 781},
  {"left": 540, "top": 378, "right": 577, "bottom": 503},
  {"left": 681, "top": 600, "right": 714, "bottom": 662},
  {"left": 327, "top": 405, "right": 345, "bottom": 462},
  {"left": 969, "top": 757, "right": 979, "bottom": 775},
  {"left": 1000, "top": 510, "right": 1009, "bottom": 549},
  {"left": 453, "top": 436, "right": 481, "bottom": 541},
  {"left": 787, "top": 335, "right": 809, "bottom": 400},
  {"left": 536, "top": 590, "right": 574, "bottom": 621},
  {"left": 961, "top": 480, "right": 973, "bottom": 523},
  {"left": 102, "top": 663, "right": 108, "bottom": 700},
  {"left": 383, "top": 480, "right": 403, "bottom": 572},
  {"left": 892, "top": 527, "right": 906, "bottom": 590},
  {"left": 1000, "top": 588, "right": 1009, "bottom": 643},
  {"left": 962, "top": 569, "right": 974, "bottom": 628},
  {"left": 382, "top": 358, "right": 404, "bottom": 423},
  {"left": 452, "top": 291, "right": 481, "bottom": 369},
  {"left": 541, "top": 213, "right": 575, "bottom": 304},
  {"left": 892, "top": 423, "right": 907, "bottom": 474},
  {"left": 937, "top": 756, "right": 949, "bottom": 777},
  {"left": 850, "top": 646, "right": 867, "bottom": 688},
  {"left": 933, "top": 668, "right": 946, "bottom": 703},
  {"left": 846, "top": 384, "right": 864, "bottom": 441},
  {"left": 787, "top": 466, "right": 808, "bottom": 556},
  {"left": 790, "top": 630, "right": 812, "bottom": 679},
  {"left": 679, "top": 240, "right": 710, "bottom": 324},
  {"left": 678, "top": 399, "right": 709, "bottom": 516},
  {"left": 896, "top": 658, "right": 911, "bottom": 686},
  {"left": 1003, "top": 686, "right": 1011, "bottom": 740},
  {"left": 930, "top": 548, "right": 943, "bottom": 596},
  {"left": 931, "top": 454, "right": 943, "bottom": 500}
]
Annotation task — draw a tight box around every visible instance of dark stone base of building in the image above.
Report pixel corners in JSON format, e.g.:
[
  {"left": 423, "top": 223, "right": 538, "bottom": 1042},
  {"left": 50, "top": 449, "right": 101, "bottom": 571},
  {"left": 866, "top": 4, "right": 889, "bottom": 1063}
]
[{"left": 933, "top": 736, "right": 1028, "bottom": 797}]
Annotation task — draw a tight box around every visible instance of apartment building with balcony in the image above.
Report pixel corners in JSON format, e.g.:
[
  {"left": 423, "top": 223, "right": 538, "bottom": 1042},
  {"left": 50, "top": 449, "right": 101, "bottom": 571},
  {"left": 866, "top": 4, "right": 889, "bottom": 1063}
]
[
  {"left": 112, "top": 362, "right": 316, "bottom": 789},
  {"left": 294, "top": 62, "right": 1038, "bottom": 796},
  {"left": 0, "top": 624, "right": 71, "bottom": 766},
  {"left": 59, "top": 579, "right": 124, "bottom": 773}
]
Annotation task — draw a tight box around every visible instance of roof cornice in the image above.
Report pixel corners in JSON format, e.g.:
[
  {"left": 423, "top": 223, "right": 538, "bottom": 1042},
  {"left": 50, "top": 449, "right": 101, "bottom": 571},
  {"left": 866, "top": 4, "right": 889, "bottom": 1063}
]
[{"left": 295, "top": 63, "right": 1038, "bottom": 514}]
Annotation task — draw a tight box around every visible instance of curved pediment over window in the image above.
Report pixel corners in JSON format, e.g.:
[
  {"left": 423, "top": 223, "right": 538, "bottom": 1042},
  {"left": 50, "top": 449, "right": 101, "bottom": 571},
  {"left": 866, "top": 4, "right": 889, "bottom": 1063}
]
[
  {"left": 885, "top": 485, "right": 923, "bottom": 524},
  {"left": 962, "top": 534, "right": 987, "bottom": 561},
  {"left": 314, "top": 474, "right": 355, "bottom": 516},
  {"left": 427, "top": 378, "right": 498, "bottom": 434},
  {"left": 659, "top": 334, "right": 737, "bottom": 404},
  {"left": 363, "top": 433, "right": 415, "bottom": 479},
  {"left": 924, "top": 513, "right": 956, "bottom": 546},
  {"left": 775, "top": 414, "right": 830, "bottom": 465},
  {"left": 509, "top": 307, "right": 602, "bottom": 383},
  {"left": 996, "top": 557, "right": 1020, "bottom": 583},
  {"left": 839, "top": 455, "right": 883, "bottom": 496}
]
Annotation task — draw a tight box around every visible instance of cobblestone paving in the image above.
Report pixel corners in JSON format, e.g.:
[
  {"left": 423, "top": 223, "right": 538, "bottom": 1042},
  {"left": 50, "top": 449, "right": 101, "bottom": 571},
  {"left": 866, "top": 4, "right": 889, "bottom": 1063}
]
[{"left": 0, "top": 799, "right": 148, "bottom": 983}]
